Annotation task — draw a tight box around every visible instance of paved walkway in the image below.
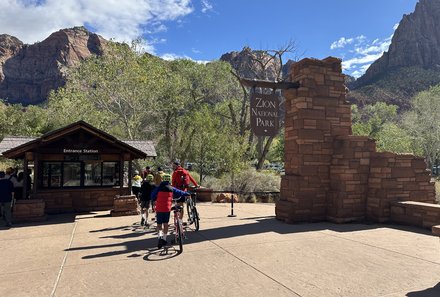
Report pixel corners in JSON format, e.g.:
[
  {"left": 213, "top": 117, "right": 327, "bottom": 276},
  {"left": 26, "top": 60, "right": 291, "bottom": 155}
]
[{"left": 1, "top": 203, "right": 440, "bottom": 297}]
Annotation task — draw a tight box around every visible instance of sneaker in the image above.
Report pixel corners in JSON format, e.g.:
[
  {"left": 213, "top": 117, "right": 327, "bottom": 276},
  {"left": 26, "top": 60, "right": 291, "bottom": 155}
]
[{"left": 140, "top": 218, "right": 145, "bottom": 226}]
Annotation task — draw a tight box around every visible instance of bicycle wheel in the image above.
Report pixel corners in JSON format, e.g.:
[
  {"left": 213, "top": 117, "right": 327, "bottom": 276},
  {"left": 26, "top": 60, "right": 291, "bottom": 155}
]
[
  {"left": 186, "top": 199, "right": 193, "bottom": 223},
  {"left": 192, "top": 205, "right": 200, "bottom": 231},
  {"left": 176, "top": 219, "right": 184, "bottom": 253}
]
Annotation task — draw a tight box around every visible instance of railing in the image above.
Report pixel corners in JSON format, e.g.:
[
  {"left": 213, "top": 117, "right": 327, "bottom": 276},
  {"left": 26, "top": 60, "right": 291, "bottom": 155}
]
[{"left": 195, "top": 189, "right": 280, "bottom": 217}]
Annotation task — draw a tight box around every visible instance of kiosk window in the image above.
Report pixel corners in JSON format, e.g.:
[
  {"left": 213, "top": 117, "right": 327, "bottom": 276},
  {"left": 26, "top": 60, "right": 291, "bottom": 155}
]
[
  {"left": 63, "top": 162, "right": 81, "bottom": 187},
  {"left": 41, "top": 161, "right": 120, "bottom": 188},
  {"left": 103, "top": 162, "right": 119, "bottom": 186},
  {"left": 42, "top": 162, "right": 62, "bottom": 188},
  {"left": 84, "top": 162, "right": 102, "bottom": 186}
]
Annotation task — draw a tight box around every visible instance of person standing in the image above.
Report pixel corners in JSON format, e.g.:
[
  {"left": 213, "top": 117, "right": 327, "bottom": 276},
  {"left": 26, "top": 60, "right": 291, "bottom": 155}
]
[
  {"left": 0, "top": 171, "right": 15, "bottom": 227},
  {"left": 131, "top": 170, "right": 142, "bottom": 199},
  {"left": 139, "top": 174, "right": 156, "bottom": 227},
  {"left": 154, "top": 167, "right": 165, "bottom": 186},
  {"left": 142, "top": 166, "right": 152, "bottom": 179}
]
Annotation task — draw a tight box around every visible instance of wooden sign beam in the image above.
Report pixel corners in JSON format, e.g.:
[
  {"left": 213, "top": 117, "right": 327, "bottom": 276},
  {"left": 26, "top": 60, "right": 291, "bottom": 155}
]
[{"left": 239, "top": 77, "right": 300, "bottom": 90}]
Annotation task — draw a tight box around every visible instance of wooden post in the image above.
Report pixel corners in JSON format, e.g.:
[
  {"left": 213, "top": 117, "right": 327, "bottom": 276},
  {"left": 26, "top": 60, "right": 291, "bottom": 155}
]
[
  {"left": 33, "top": 153, "right": 39, "bottom": 197},
  {"left": 128, "top": 158, "right": 132, "bottom": 194},
  {"left": 23, "top": 157, "right": 28, "bottom": 199},
  {"left": 119, "top": 154, "right": 124, "bottom": 192}
]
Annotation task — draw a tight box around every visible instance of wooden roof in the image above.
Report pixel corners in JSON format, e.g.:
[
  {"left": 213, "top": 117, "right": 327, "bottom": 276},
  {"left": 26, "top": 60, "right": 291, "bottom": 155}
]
[
  {"left": 0, "top": 121, "right": 156, "bottom": 159},
  {"left": 0, "top": 136, "right": 36, "bottom": 155}
]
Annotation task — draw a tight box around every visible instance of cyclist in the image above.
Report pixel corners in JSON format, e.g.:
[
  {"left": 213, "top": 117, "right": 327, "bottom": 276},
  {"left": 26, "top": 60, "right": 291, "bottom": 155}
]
[
  {"left": 151, "top": 174, "right": 190, "bottom": 248},
  {"left": 139, "top": 174, "right": 156, "bottom": 227},
  {"left": 171, "top": 161, "right": 198, "bottom": 223}
]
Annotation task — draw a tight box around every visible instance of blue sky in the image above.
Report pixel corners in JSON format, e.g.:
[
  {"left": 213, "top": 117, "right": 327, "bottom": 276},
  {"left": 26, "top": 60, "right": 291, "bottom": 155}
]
[{"left": 0, "top": 0, "right": 419, "bottom": 77}]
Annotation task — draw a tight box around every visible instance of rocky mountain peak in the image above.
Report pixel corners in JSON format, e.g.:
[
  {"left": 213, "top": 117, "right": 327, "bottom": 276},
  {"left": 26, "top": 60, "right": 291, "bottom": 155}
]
[
  {"left": 220, "top": 47, "right": 282, "bottom": 81},
  {"left": 0, "top": 27, "right": 107, "bottom": 104},
  {"left": 356, "top": 0, "right": 440, "bottom": 87}
]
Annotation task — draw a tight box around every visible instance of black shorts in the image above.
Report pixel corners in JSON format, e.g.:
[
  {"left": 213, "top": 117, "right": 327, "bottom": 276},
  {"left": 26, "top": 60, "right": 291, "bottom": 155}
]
[
  {"left": 156, "top": 212, "right": 170, "bottom": 224},
  {"left": 140, "top": 200, "right": 151, "bottom": 209}
]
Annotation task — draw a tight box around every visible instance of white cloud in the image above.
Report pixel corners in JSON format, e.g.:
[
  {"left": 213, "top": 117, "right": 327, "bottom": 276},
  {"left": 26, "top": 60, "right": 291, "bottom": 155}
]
[
  {"left": 0, "top": 0, "right": 193, "bottom": 54},
  {"left": 330, "top": 37, "right": 354, "bottom": 50},
  {"left": 161, "top": 53, "right": 190, "bottom": 60},
  {"left": 331, "top": 29, "right": 395, "bottom": 78},
  {"left": 201, "top": 0, "right": 213, "bottom": 13},
  {"left": 160, "top": 53, "right": 210, "bottom": 64},
  {"left": 330, "top": 35, "right": 366, "bottom": 50}
]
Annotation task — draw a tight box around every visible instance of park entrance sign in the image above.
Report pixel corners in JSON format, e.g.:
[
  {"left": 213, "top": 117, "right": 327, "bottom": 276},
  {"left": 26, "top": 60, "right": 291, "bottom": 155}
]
[
  {"left": 238, "top": 77, "right": 300, "bottom": 137},
  {"left": 250, "top": 93, "right": 279, "bottom": 136}
]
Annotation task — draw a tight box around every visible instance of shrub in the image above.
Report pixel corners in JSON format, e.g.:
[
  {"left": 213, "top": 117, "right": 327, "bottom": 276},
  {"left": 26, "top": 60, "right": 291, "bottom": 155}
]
[{"left": 204, "top": 167, "right": 280, "bottom": 192}]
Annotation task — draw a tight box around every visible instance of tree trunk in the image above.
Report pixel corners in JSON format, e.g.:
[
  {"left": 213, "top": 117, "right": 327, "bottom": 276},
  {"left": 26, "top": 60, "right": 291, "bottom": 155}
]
[{"left": 256, "top": 135, "right": 275, "bottom": 170}]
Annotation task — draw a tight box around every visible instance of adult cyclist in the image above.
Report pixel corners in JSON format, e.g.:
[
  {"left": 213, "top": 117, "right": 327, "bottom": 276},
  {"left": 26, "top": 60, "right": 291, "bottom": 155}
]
[{"left": 171, "top": 161, "right": 198, "bottom": 224}]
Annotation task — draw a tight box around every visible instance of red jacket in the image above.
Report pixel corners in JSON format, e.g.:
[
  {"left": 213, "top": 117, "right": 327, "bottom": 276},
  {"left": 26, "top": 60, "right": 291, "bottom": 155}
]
[
  {"left": 154, "top": 184, "right": 173, "bottom": 212},
  {"left": 172, "top": 166, "right": 198, "bottom": 190}
]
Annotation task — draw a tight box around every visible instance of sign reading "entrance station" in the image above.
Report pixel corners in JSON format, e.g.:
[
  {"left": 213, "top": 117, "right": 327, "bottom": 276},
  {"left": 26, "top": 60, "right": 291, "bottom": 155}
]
[
  {"left": 63, "top": 149, "right": 99, "bottom": 154},
  {"left": 250, "top": 93, "right": 279, "bottom": 136}
]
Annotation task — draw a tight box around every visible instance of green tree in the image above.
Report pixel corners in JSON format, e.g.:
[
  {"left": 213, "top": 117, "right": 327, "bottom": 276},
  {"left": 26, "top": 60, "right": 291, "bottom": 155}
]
[
  {"left": 47, "top": 41, "right": 167, "bottom": 140},
  {"left": 155, "top": 60, "right": 241, "bottom": 162},
  {"left": 0, "top": 101, "right": 51, "bottom": 138},
  {"left": 352, "top": 102, "right": 398, "bottom": 138},
  {"left": 402, "top": 85, "right": 440, "bottom": 166},
  {"left": 375, "top": 122, "right": 418, "bottom": 154}
]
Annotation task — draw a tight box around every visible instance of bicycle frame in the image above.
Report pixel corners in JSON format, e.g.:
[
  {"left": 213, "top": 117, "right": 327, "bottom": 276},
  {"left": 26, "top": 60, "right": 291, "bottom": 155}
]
[
  {"left": 172, "top": 199, "right": 185, "bottom": 253},
  {"left": 185, "top": 192, "right": 200, "bottom": 231}
]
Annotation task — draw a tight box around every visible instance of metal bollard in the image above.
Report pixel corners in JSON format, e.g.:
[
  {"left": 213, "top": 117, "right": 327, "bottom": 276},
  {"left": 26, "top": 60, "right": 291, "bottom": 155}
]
[{"left": 227, "top": 192, "right": 237, "bottom": 217}]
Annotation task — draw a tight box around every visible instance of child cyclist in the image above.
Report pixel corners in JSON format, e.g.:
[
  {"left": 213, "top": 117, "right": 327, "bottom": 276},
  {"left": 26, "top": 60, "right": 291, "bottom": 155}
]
[{"left": 150, "top": 174, "right": 190, "bottom": 248}]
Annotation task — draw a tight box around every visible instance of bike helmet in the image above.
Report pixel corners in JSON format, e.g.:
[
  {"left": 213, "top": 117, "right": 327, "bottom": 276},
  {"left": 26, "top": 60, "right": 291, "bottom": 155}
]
[
  {"left": 146, "top": 174, "right": 154, "bottom": 182},
  {"left": 162, "top": 173, "right": 171, "bottom": 182}
]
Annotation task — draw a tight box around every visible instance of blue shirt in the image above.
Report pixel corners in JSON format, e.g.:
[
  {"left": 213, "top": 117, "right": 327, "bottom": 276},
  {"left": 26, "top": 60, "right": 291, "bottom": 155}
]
[{"left": 150, "top": 181, "right": 189, "bottom": 201}]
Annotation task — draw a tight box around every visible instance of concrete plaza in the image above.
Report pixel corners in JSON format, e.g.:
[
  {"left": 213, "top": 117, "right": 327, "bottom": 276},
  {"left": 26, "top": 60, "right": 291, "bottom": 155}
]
[{"left": 1, "top": 203, "right": 440, "bottom": 297}]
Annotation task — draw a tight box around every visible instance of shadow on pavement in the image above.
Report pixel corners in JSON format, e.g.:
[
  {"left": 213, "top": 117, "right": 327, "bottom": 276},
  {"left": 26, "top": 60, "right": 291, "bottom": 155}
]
[
  {"left": 4, "top": 213, "right": 77, "bottom": 229},
  {"left": 406, "top": 282, "right": 440, "bottom": 297},
  {"left": 64, "top": 216, "right": 433, "bottom": 260}
]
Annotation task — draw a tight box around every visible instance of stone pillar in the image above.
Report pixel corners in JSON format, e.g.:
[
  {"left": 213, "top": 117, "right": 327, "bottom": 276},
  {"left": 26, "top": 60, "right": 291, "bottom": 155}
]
[{"left": 276, "top": 57, "right": 350, "bottom": 223}]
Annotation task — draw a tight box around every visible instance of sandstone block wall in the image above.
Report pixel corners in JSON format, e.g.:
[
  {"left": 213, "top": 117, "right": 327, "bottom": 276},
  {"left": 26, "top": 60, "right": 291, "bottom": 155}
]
[
  {"left": 368, "top": 153, "right": 436, "bottom": 222},
  {"left": 277, "top": 57, "right": 437, "bottom": 226},
  {"left": 391, "top": 201, "right": 440, "bottom": 228},
  {"left": 110, "top": 194, "right": 138, "bottom": 217},
  {"left": 328, "top": 136, "right": 375, "bottom": 222},
  {"left": 35, "top": 188, "right": 128, "bottom": 214},
  {"left": 13, "top": 199, "right": 46, "bottom": 222}
]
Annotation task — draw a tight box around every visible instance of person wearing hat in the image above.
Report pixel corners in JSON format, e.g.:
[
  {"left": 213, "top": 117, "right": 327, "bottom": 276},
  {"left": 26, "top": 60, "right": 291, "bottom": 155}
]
[
  {"left": 131, "top": 170, "right": 142, "bottom": 200},
  {"left": 151, "top": 173, "right": 190, "bottom": 248},
  {"left": 139, "top": 174, "right": 156, "bottom": 227}
]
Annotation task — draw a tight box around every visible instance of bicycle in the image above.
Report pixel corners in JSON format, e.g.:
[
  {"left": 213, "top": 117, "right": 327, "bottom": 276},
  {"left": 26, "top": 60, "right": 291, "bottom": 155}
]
[
  {"left": 185, "top": 190, "right": 200, "bottom": 231},
  {"left": 170, "top": 198, "right": 186, "bottom": 253}
]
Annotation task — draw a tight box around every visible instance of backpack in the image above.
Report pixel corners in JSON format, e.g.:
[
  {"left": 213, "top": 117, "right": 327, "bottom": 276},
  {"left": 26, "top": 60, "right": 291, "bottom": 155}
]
[{"left": 174, "top": 168, "right": 189, "bottom": 189}]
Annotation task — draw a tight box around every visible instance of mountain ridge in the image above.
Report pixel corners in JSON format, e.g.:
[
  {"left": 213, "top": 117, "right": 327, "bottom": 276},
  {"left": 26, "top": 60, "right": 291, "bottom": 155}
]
[{"left": 0, "top": 26, "right": 106, "bottom": 105}]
